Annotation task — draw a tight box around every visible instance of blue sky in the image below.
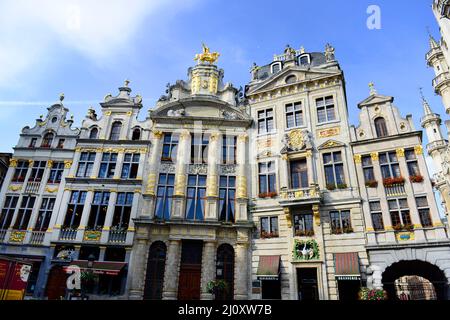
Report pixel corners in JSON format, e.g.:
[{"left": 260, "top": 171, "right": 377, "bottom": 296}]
[{"left": 0, "top": 0, "right": 444, "bottom": 166}]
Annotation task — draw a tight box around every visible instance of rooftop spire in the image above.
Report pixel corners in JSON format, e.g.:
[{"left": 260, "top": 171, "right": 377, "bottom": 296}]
[
  {"left": 420, "top": 87, "right": 434, "bottom": 115},
  {"left": 427, "top": 27, "right": 440, "bottom": 49},
  {"left": 369, "top": 82, "right": 377, "bottom": 96}
]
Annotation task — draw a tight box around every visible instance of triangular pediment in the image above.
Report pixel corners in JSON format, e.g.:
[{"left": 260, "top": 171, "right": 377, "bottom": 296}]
[
  {"left": 318, "top": 139, "right": 345, "bottom": 150},
  {"left": 357, "top": 94, "right": 394, "bottom": 108},
  {"left": 247, "top": 67, "right": 341, "bottom": 95}
]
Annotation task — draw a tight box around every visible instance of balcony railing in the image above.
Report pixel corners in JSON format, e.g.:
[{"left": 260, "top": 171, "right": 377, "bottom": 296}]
[
  {"left": 108, "top": 230, "right": 127, "bottom": 243},
  {"left": 427, "top": 140, "right": 448, "bottom": 154},
  {"left": 59, "top": 228, "right": 77, "bottom": 241},
  {"left": 0, "top": 229, "right": 7, "bottom": 242},
  {"left": 384, "top": 184, "right": 406, "bottom": 197},
  {"left": 432, "top": 72, "right": 450, "bottom": 90},
  {"left": 426, "top": 47, "right": 442, "bottom": 62},
  {"left": 29, "top": 231, "right": 46, "bottom": 245},
  {"left": 25, "top": 181, "right": 41, "bottom": 194},
  {"left": 279, "top": 185, "right": 322, "bottom": 205}
]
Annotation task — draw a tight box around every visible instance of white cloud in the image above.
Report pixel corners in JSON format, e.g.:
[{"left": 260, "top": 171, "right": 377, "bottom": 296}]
[{"left": 0, "top": 0, "right": 198, "bottom": 88}]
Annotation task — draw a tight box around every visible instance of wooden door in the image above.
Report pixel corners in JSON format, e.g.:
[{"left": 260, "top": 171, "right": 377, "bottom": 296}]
[
  {"left": 178, "top": 241, "right": 203, "bottom": 300},
  {"left": 45, "top": 266, "right": 67, "bottom": 300}
]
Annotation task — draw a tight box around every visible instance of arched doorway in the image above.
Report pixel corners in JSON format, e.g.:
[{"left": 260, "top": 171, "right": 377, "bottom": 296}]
[
  {"left": 216, "top": 244, "right": 234, "bottom": 300},
  {"left": 45, "top": 266, "right": 68, "bottom": 300},
  {"left": 143, "top": 241, "right": 167, "bottom": 300},
  {"left": 382, "top": 260, "right": 448, "bottom": 300}
]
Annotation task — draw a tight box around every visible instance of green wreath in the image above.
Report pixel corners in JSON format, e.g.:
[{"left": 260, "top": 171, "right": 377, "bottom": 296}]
[{"left": 293, "top": 239, "right": 320, "bottom": 261}]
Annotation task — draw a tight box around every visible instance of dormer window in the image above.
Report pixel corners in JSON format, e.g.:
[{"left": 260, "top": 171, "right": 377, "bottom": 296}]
[
  {"left": 57, "top": 139, "right": 65, "bottom": 149},
  {"left": 41, "top": 133, "right": 54, "bottom": 148},
  {"left": 29, "top": 138, "right": 37, "bottom": 148},
  {"left": 110, "top": 122, "right": 122, "bottom": 141},
  {"left": 374, "top": 117, "right": 388, "bottom": 138},
  {"left": 89, "top": 128, "right": 99, "bottom": 139},
  {"left": 132, "top": 128, "right": 141, "bottom": 141},
  {"left": 298, "top": 54, "right": 310, "bottom": 66},
  {"left": 271, "top": 62, "right": 282, "bottom": 74}
]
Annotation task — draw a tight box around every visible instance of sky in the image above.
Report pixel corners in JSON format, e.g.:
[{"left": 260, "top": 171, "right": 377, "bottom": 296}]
[{"left": 0, "top": 0, "right": 445, "bottom": 169}]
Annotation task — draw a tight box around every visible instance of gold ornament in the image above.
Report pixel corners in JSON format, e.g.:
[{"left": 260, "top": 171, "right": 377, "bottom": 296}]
[{"left": 194, "top": 43, "right": 220, "bottom": 65}]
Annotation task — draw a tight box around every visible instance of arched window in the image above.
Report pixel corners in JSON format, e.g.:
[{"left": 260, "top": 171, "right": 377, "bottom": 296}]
[
  {"left": 110, "top": 122, "right": 122, "bottom": 140},
  {"left": 41, "top": 132, "right": 54, "bottom": 148},
  {"left": 216, "top": 244, "right": 235, "bottom": 300},
  {"left": 374, "top": 117, "right": 388, "bottom": 138},
  {"left": 143, "top": 241, "right": 167, "bottom": 300},
  {"left": 89, "top": 128, "right": 98, "bottom": 139},
  {"left": 132, "top": 128, "right": 141, "bottom": 141}
]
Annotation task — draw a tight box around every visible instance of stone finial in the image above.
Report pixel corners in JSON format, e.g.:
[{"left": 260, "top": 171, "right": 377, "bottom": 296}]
[
  {"left": 420, "top": 87, "right": 434, "bottom": 116},
  {"left": 369, "top": 82, "right": 377, "bottom": 96},
  {"left": 59, "top": 93, "right": 65, "bottom": 102},
  {"left": 124, "top": 79, "right": 130, "bottom": 87}
]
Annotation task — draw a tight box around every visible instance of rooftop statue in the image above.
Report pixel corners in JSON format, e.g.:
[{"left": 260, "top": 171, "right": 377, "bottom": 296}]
[{"left": 194, "top": 43, "right": 220, "bottom": 65}]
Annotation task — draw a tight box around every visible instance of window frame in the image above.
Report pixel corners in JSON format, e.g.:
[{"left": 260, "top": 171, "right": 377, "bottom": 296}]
[
  {"left": 109, "top": 122, "right": 122, "bottom": 141},
  {"left": 416, "top": 196, "right": 432, "bottom": 228},
  {"left": 121, "top": 153, "right": 140, "bottom": 179},
  {"left": 48, "top": 162, "right": 65, "bottom": 184},
  {"left": 289, "top": 158, "right": 308, "bottom": 189},
  {"left": 12, "top": 160, "right": 29, "bottom": 182},
  {"left": 293, "top": 213, "right": 314, "bottom": 236},
  {"left": 323, "top": 151, "right": 346, "bottom": 188},
  {"left": 63, "top": 191, "right": 87, "bottom": 229},
  {"left": 285, "top": 102, "right": 304, "bottom": 129},
  {"left": 369, "top": 201, "right": 384, "bottom": 231},
  {"left": 29, "top": 161, "right": 46, "bottom": 182},
  {"left": 34, "top": 197, "right": 56, "bottom": 231},
  {"left": 257, "top": 108, "right": 275, "bottom": 135},
  {"left": 388, "top": 198, "right": 412, "bottom": 228},
  {"left": 155, "top": 173, "right": 175, "bottom": 220},
  {"left": 316, "top": 96, "right": 336, "bottom": 124},
  {"left": 379, "top": 151, "right": 401, "bottom": 179},
  {"left": 87, "top": 191, "right": 110, "bottom": 231},
  {"left": 0, "top": 196, "right": 19, "bottom": 230},
  {"left": 222, "top": 136, "right": 237, "bottom": 165},
  {"left": 185, "top": 174, "right": 207, "bottom": 221},
  {"left": 112, "top": 193, "right": 133, "bottom": 230},
  {"left": 13, "top": 196, "right": 36, "bottom": 231},
  {"left": 219, "top": 175, "right": 236, "bottom": 223},
  {"left": 190, "top": 133, "right": 209, "bottom": 164},
  {"left": 98, "top": 153, "right": 118, "bottom": 179},
  {"left": 260, "top": 216, "right": 279, "bottom": 238},
  {"left": 161, "top": 133, "right": 179, "bottom": 162},
  {"left": 258, "top": 161, "right": 277, "bottom": 196},
  {"left": 329, "top": 210, "right": 352, "bottom": 234},
  {"left": 76, "top": 152, "right": 96, "bottom": 178},
  {"left": 405, "top": 149, "right": 421, "bottom": 177}
]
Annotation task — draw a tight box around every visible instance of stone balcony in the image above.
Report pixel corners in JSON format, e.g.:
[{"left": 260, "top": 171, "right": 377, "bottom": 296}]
[
  {"left": 279, "top": 185, "right": 322, "bottom": 207},
  {"left": 432, "top": 72, "right": 450, "bottom": 92},
  {"left": 426, "top": 140, "right": 448, "bottom": 154},
  {"left": 426, "top": 46, "right": 443, "bottom": 63}
]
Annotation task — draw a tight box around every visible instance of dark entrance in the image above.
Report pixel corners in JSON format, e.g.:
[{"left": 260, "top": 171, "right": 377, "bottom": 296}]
[
  {"left": 45, "top": 266, "right": 67, "bottom": 300},
  {"left": 178, "top": 240, "right": 203, "bottom": 300},
  {"left": 297, "top": 268, "right": 319, "bottom": 300},
  {"left": 261, "top": 279, "right": 281, "bottom": 299},
  {"left": 143, "top": 241, "right": 167, "bottom": 300},
  {"left": 337, "top": 280, "right": 361, "bottom": 301},
  {"left": 382, "top": 260, "right": 448, "bottom": 300},
  {"left": 216, "top": 244, "right": 234, "bottom": 300}
]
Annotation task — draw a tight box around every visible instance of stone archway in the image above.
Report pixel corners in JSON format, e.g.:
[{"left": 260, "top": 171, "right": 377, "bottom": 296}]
[{"left": 382, "top": 260, "right": 448, "bottom": 300}]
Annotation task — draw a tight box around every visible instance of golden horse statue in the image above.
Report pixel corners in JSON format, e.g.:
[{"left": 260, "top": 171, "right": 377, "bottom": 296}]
[{"left": 194, "top": 43, "right": 220, "bottom": 64}]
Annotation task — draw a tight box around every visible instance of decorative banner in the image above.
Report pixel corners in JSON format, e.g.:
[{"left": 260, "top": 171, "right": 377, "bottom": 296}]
[{"left": 317, "top": 127, "right": 340, "bottom": 138}]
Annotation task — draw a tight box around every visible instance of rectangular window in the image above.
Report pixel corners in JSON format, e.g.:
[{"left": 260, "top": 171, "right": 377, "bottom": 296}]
[
  {"left": 29, "top": 138, "right": 37, "bottom": 148},
  {"left": 260, "top": 216, "right": 279, "bottom": 238},
  {"left": 416, "top": 196, "right": 432, "bottom": 227},
  {"left": 87, "top": 192, "right": 110, "bottom": 230},
  {"left": 388, "top": 198, "right": 412, "bottom": 228},
  {"left": 258, "top": 161, "right": 276, "bottom": 196},
  {"left": 12, "top": 160, "right": 29, "bottom": 182},
  {"left": 285, "top": 102, "right": 303, "bottom": 128},
  {"left": 222, "top": 136, "right": 237, "bottom": 164},
  {"left": 76, "top": 152, "right": 96, "bottom": 178},
  {"left": 57, "top": 139, "right": 65, "bottom": 149},
  {"left": 290, "top": 159, "right": 308, "bottom": 189},
  {"left": 29, "top": 161, "right": 46, "bottom": 182},
  {"left": 379, "top": 152, "right": 401, "bottom": 179},
  {"left": 323, "top": 152, "right": 345, "bottom": 189},
  {"left": 316, "top": 96, "right": 336, "bottom": 123},
  {"left": 405, "top": 149, "right": 421, "bottom": 177},
  {"left": 155, "top": 173, "right": 175, "bottom": 220},
  {"left": 219, "top": 176, "right": 236, "bottom": 222},
  {"left": 186, "top": 175, "right": 207, "bottom": 220},
  {"left": 13, "top": 196, "right": 36, "bottom": 230},
  {"left": 191, "top": 134, "right": 209, "bottom": 164},
  {"left": 48, "top": 162, "right": 64, "bottom": 184},
  {"left": 98, "top": 153, "right": 118, "bottom": 178},
  {"left": 293, "top": 213, "right": 314, "bottom": 236},
  {"left": 161, "top": 133, "right": 179, "bottom": 161},
  {"left": 63, "top": 191, "right": 87, "bottom": 229},
  {"left": 34, "top": 198, "right": 55, "bottom": 231},
  {"left": 112, "top": 193, "right": 133, "bottom": 230},
  {"left": 0, "top": 196, "right": 19, "bottom": 230},
  {"left": 330, "top": 210, "right": 352, "bottom": 234},
  {"left": 369, "top": 201, "right": 384, "bottom": 231},
  {"left": 362, "top": 156, "right": 375, "bottom": 183},
  {"left": 257, "top": 108, "right": 275, "bottom": 134},
  {"left": 121, "top": 153, "right": 140, "bottom": 179}
]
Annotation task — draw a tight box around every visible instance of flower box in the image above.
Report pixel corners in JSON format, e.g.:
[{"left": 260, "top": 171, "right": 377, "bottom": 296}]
[
  {"left": 383, "top": 177, "right": 405, "bottom": 187},
  {"left": 258, "top": 192, "right": 278, "bottom": 199},
  {"left": 326, "top": 184, "right": 336, "bottom": 191},
  {"left": 295, "top": 230, "right": 314, "bottom": 237},
  {"left": 393, "top": 224, "right": 414, "bottom": 232},
  {"left": 260, "top": 231, "right": 279, "bottom": 239},
  {"left": 365, "top": 180, "right": 378, "bottom": 188},
  {"left": 337, "top": 183, "right": 347, "bottom": 189},
  {"left": 358, "top": 288, "right": 387, "bottom": 301},
  {"left": 161, "top": 157, "right": 173, "bottom": 162},
  {"left": 409, "top": 175, "right": 424, "bottom": 183}
]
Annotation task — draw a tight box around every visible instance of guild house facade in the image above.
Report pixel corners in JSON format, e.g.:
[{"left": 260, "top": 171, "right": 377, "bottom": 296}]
[{"left": 1, "top": 42, "right": 450, "bottom": 300}]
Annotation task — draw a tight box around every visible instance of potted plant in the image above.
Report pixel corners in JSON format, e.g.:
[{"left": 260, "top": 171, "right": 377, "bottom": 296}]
[
  {"left": 343, "top": 226, "right": 354, "bottom": 234},
  {"left": 403, "top": 223, "right": 414, "bottom": 232},
  {"left": 365, "top": 180, "right": 378, "bottom": 188},
  {"left": 207, "top": 279, "right": 228, "bottom": 298},
  {"left": 258, "top": 192, "right": 268, "bottom": 198},
  {"left": 409, "top": 175, "right": 424, "bottom": 183},
  {"left": 326, "top": 183, "right": 336, "bottom": 191},
  {"left": 393, "top": 224, "right": 404, "bottom": 231},
  {"left": 267, "top": 191, "right": 278, "bottom": 198},
  {"left": 337, "top": 183, "right": 348, "bottom": 189},
  {"left": 358, "top": 287, "right": 387, "bottom": 301},
  {"left": 383, "top": 177, "right": 405, "bottom": 187}
]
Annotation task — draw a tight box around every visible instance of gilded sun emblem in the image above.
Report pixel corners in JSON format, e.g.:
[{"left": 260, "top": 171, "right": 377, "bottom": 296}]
[{"left": 288, "top": 129, "right": 304, "bottom": 149}]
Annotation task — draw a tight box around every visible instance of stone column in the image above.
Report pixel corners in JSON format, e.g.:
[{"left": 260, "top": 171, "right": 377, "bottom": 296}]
[
  {"left": 128, "top": 227, "right": 150, "bottom": 300},
  {"left": 306, "top": 150, "right": 314, "bottom": 186},
  {"left": 136, "top": 149, "right": 148, "bottom": 180},
  {"left": 68, "top": 150, "right": 81, "bottom": 178},
  {"left": 236, "top": 133, "right": 248, "bottom": 222},
  {"left": 113, "top": 152, "right": 125, "bottom": 180},
  {"left": 353, "top": 155, "right": 375, "bottom": 238},
  {"left": 206, "top": 132, "right": 220, "bottom": 221},
  {"left": 101, "top": 190, "right": 118, "bottom": 242},
  {"left": 91, "top": 150, "right": 103, "bottom": 179},
  {"left": 280, "top": 154, "right": 290, "bottom": 190},
  {"left": 396, "top": 148, "right": 425, "bottom": 240},
  {"left": 234, "top": 240, "right": 249, "bottom": 300},
  {"left": 172, "top": 130, "right": 190, "bottom": 219},
  {"left": 142, "top": 131, "right": 163, "bottom": 219},
  {"left": 200, "top": 241, "right": 216, "bottom": 300},
  {"left": 76, "top": 190, "right": 94, "bottom": 241},
  {"left": 371, "top": 152, "right": 396, "bottom": 242},
  {"left": 52, "top": 188, "right": 72, "bottom": 241},
  {"left": 162, "top": 239, "right": 182, "bottom": 300}
]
